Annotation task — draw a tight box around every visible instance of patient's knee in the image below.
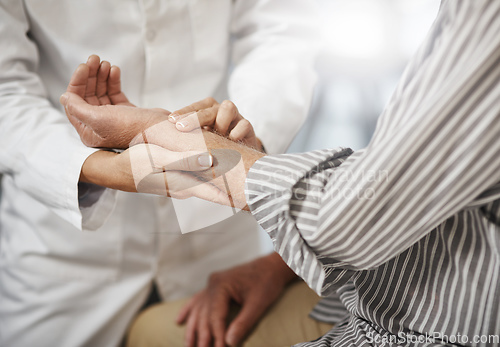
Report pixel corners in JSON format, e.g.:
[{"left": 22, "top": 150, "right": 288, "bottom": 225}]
[{"left": 127, "top": 299, "right": 187, "bottom": 347}]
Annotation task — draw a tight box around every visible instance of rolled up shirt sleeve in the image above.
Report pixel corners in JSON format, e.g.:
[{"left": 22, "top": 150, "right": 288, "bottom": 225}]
[{"left": 245, "top": 148, "right": 357, "bottom": 296}]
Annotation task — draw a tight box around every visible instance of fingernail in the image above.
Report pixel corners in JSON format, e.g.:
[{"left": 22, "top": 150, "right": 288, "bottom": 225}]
[
  {"left": 168, "top": 114, "right": 178, "bottom": 122},
  {"left": 59, "top": 93, "right": 68, "bottom": 105},
  {"left": 197, "top": 153, "right": 213, "bottom": 168},
  {"left": 176, "top": 121, "right": 188, "bottom": 129}
]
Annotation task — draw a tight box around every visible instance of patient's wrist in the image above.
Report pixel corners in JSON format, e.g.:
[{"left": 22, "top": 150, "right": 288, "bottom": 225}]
[
  {"left": 265, "top": 253, "right": 298, "bottom": 286},
  {"left": 79, "top": 150, "right": 134, "bottom": 192},
  {"left": 80, "top": 151, "right": 117, "bottom": 187},
  {"left": 128, "top": 112, "right": 170, "bottom": 147}
]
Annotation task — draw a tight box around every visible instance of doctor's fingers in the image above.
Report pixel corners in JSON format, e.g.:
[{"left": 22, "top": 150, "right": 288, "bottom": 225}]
[
  {"left": 60, "top": 92, "right": 101, "bottom": 126},
  {"left": 214, "top": 100, "right": 242, "bottom": 135},
  {"left": 66, "top": 64, "right": 90, "bottom": 99},
  {"left": 83, "top": 57, "right": 132, "bottom": 107},
  {"left": 66, "top": 114, "right": 104, "bottom": 148},
  {"left": 173, "top": 104, "right": 219, "bottom": 132},
  {"left": 228, "top": 118, "right": 254, "bottom": 143},
  {"left": 128, "top": 146, "right": 229, "bottom": 201},
  {"left": 175, "top": 100, "right": 241, "bottom": 135},
  {"left": 107, "top": 66, "right": 134, "bottom": 106},
  {"left": 64, "top": 111, "right": 98, "bottom": 147},
  {"left": 170, "top": 97, "right": 219, "bottom": 121},
  {"left": 84, "top": 55, "right": 102, "bottom": 105},
  {"left": 129, "top": 144, "right": 213, "bottom": 172},
  {"left": 95, "top": 60, "right": 112, "bottom": 104}
]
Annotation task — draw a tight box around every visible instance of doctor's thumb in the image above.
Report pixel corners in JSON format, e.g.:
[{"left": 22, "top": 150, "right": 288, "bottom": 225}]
[
  {"left": 59, "top": 92, "right": 69, "bottom": 106},
  {"left": 161, "top": 151, "right": 214, "bottom": 172},
  {"left": 59, "top": 92, "right": 93, "bottom": 121}
]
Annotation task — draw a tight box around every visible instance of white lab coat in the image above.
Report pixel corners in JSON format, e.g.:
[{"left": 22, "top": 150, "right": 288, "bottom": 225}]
[{"left": 0, "top": 0, "right": 318, "bottom": 346}]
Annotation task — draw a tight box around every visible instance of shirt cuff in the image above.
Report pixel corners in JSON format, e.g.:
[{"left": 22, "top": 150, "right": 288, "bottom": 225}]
[
  {"left": 16, "top": 134, "right": 117, "bottom": 231},
  {"left": 78, "top": 182, "right": 117, "bottom": 231}
]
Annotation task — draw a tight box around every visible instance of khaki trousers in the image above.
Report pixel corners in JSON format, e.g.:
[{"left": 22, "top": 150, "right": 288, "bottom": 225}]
[{"left": 126, "top": 281, "right": 333, "bottom": 347}]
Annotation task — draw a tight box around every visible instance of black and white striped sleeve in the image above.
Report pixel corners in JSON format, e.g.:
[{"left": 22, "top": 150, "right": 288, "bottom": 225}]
[{"left": 245, "top": 1, "right": 500, "bottom": 297}]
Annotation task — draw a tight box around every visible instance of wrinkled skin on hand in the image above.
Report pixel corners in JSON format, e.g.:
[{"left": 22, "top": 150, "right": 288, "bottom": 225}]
[
  {"left": 169, "top": 97, "right": 263, "bottom": 151},
  {"left": 177, "top": 253, "right": 296, "bottom": 347},
  {"left": 62, "top": 95, "right": 170, "bottom": 149},
  {"left": 62, "top": 55, "right": 263, "bottom": 152},
  {"left": 61, "top": 55, "right": 169, "bottom": 149}
]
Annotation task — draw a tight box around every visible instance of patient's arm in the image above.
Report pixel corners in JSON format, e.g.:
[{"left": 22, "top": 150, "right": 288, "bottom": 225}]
[
  {"left": 79, "top": 144, "right": 230, "bottom": 204},
  {"left": 181, "top": 128, "right": 265, "bottom": 209}
]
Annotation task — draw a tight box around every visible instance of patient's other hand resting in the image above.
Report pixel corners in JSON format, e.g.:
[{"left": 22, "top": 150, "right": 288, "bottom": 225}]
[{"left": 177, "top": 253, "right": 297, "bottom": 347}]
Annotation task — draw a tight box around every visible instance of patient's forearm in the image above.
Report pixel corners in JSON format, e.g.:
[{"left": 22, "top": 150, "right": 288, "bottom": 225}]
[
  {"left": 142, "top": 121, "right": 265, "bottom": 209},
  {"left": 80, "top": 151, "right": 129, "bottom": 191},
  {"left": 197, "top": 131, "right": 265, "bottom": 209},
  {"left": 201, "top": 130, "right": 265, "bottom": 172}
]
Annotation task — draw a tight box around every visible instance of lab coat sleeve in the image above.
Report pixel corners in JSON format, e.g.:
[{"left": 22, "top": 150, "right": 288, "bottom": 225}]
[
  {"left": 229, "top": 0, "right": 320, "bottom": 154},
  {"left": 0, "top": 3, "right": 114, "bottom": 231}
]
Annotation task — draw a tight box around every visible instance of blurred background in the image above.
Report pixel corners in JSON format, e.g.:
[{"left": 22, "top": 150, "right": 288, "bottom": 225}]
[{"left": 288, "top": 0, "right": 441, "bottom": 153}]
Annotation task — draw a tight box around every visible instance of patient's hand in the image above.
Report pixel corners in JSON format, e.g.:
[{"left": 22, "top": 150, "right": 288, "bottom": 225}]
[
  {"left": 80, "top": 144, "right": 232, "bottom": 204},
  {"left": 62, "top": 55, "right": 167, "bottom": 148},
  {"left": 176, "top": 253, "right": 296, "bottom": 347},
  {"left": 169, "top": 98, "right": 263, "bottom": 151}
]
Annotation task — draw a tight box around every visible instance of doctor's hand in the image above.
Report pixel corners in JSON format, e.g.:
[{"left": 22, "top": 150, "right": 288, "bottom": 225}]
[
  {"left": 60, "top": 91, "right": 171, "bottom": 149},
  {"left": 176, "top": 253, "right": 297, "bottom": 347},
  {"left": 169, "top": 98, "right": 264, "bottom": 151},
  {"left": 61, "top": 55, "right": 170, "bottom": 149},
  {"left": 66, "top": 55, "right": 135, "bottom": 107},
  {"left": 81, "top": 145, "right": 229, "bottom": 203}
]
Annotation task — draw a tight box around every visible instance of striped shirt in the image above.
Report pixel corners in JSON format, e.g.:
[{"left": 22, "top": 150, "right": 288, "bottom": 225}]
[{"left": 245, "top": 1, "right": 500, "bottom": 346}]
